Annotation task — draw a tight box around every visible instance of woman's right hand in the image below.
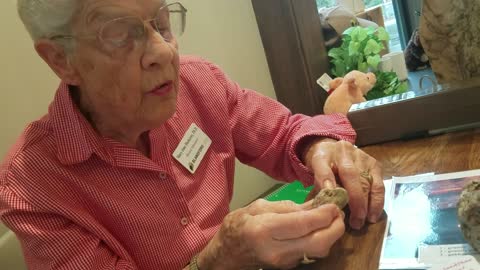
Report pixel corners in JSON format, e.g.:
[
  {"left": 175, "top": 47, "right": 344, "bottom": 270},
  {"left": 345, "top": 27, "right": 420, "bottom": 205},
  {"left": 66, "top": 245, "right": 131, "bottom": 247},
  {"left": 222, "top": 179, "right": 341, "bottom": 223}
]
[{"left": 197, "top": 199, "right": 345, "bottom": 270}]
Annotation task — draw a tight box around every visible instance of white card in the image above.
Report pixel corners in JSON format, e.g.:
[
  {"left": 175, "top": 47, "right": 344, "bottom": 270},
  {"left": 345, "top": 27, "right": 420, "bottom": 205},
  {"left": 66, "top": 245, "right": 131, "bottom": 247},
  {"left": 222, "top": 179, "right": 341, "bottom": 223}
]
[
  {"left": 173, "top": 123, "right": 212, "bottom": 174},
  {"left": 316, "top": 73, "right": 333, "bottom": 91},
  {"left": 418, "top": 244, "right": 478, "bottom": 262},
  {"left": 429, "top": 256, "right": 479, "bottom": 270}
]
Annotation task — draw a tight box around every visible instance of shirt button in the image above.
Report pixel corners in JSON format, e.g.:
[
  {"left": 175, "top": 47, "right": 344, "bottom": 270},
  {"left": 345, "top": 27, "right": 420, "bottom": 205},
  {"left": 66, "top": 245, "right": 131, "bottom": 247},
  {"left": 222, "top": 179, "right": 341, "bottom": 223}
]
[
  {"left": 180, "top": 217, "right": 189, "bottom": 226},
  {"left": 159, "top": 172, "right": 167, "bottom": 180}
]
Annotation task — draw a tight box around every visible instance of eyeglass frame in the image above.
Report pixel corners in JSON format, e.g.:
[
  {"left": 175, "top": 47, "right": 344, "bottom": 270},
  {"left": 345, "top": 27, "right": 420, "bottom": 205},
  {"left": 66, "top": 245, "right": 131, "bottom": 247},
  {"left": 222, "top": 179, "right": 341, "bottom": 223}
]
[{"left": 48, "top": 2, "right": 187, "bottom": 48}]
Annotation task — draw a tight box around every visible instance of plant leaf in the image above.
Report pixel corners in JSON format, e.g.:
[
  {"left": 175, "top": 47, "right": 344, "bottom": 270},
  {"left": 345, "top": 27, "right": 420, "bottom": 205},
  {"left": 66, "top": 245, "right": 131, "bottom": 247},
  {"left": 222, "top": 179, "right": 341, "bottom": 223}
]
[
  {"left": 377, "top": 27, "right": 390, "bottom": 41},
  {"left": 358, "top": 61, "right": 368, "bottom": 72},
  {"left": 395, "top": 82, "right": 409, "bottom": 94},
  {"left": 349, "top": 41, "right": 361, "bottom": 56},
  {"left": 365, "top": 71, "right": 409, "bottom": 100},
  {"left": 330, "top": 26, "right": 396, "bottom": 87},
  {"left": 350, "top": 27, "right": 361, "bottom": 41},
  {"left": 333, "top": 60, "right": 347, "bottom": 77},
  {"left": 357, "top": 27, "right": 368, "bottom": 42},
  {"left": 328, "top": 47, "right": 344, "bottom": 60},
  {"left": 343, "top": 26, "right": 355, "bottom": 36},
  {"left": 367, "top": 55, "right": 381, "bottom": 69},
  {"left": 364, "top": 39, "right": 381, "bottom": 55}
]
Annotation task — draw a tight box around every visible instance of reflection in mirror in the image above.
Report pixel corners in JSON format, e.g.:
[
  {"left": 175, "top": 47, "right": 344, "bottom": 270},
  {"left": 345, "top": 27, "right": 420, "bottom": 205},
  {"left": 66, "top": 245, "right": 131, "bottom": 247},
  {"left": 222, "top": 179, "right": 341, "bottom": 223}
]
[
  {"left": 314, "top": 0, "right": 480, "bottom": 146},
  {"left": 317, "top": 0, "right": 480, "bottom": 91},
  {"left": 317, "top": 0, "right": 436, "bottom": 99},
  {"left": 253, "top": 0, "right": 479, "bottom": 125},
  {"left": 344, "top": 0, "right": 480, "bottom": 109},
  {"left": 420, "top": 0, "right": 480, "bottom": 83}
]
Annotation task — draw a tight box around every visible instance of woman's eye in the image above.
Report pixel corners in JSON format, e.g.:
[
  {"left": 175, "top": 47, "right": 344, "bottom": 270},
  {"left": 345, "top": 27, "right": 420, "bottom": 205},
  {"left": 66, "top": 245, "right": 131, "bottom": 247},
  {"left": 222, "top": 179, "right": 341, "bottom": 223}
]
[{"left": 125, "top": 25, "right": 143, "bottom": 41}]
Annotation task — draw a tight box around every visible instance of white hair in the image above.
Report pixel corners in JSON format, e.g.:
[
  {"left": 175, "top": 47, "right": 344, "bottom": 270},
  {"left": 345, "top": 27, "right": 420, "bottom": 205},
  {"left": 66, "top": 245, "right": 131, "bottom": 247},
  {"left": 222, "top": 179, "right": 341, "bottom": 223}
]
[{"left": 17, "top": 0, "right": 78, "bottom": 42}]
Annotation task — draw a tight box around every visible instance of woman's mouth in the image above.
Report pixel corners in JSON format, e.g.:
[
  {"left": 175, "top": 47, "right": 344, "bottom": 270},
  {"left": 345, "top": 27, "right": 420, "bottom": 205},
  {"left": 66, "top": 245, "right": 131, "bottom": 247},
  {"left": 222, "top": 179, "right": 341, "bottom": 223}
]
[{"left": 148, "top": 81, "right": 174, "bottom": 96}]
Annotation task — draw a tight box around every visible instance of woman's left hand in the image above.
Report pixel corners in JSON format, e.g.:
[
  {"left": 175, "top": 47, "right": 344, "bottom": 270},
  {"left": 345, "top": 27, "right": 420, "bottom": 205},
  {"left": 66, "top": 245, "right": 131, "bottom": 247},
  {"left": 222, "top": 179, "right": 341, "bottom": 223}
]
[{"left": 303, "top": 139, "right": 385, "bottom": 230}]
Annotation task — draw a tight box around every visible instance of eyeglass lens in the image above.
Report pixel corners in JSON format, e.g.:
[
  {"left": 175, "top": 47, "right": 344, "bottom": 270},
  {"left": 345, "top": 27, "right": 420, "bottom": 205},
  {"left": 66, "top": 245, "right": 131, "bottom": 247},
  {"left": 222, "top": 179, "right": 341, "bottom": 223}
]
[{"left": 100, "top": 3, "right": 185, "bottom": 47}]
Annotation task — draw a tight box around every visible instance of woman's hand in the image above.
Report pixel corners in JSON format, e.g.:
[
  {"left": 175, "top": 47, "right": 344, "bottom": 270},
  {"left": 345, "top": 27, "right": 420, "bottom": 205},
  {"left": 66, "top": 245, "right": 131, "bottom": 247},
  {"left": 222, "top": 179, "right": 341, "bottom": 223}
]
[
  {"left": 304, "top": 139, "right": 385, "bottom": 230},
  {"left": 197, "top": 199, "right": 345, "bottom": 270}
]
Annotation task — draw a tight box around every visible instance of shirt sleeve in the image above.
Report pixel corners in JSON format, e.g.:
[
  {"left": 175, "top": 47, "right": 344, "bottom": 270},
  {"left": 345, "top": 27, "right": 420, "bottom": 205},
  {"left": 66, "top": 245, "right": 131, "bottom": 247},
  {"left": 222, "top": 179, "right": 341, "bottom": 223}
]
[
  {"left": 208, "top": 63, "right": 356, "bottom": 186},
  {"left": 0, "top": 185, "right": 137, "bottom": 270}
]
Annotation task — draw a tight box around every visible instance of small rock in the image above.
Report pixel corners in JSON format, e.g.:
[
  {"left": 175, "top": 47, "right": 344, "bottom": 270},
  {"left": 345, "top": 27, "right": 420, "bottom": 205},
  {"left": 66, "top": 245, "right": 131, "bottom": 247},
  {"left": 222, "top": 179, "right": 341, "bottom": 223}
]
[
  {"left": 457, "top": 181, "right": 480, "bottom": 252},
  {"left": 312, "top": 187, "right": 349, "bottom": 209}
]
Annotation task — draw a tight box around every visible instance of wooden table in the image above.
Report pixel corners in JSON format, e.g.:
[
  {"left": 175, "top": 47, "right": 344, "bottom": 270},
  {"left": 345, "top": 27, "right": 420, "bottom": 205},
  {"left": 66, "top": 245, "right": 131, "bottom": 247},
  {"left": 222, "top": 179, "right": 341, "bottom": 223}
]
[{"left": 294, "top": 128, "right": 480, "bottom": 270}]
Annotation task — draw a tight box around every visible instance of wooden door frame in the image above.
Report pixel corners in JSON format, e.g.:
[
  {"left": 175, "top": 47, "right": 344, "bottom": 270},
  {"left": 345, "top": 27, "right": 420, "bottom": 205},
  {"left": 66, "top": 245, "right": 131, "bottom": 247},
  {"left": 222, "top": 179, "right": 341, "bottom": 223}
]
[{"left": 252, "top": 0, "right": 330, "bottom": 116}]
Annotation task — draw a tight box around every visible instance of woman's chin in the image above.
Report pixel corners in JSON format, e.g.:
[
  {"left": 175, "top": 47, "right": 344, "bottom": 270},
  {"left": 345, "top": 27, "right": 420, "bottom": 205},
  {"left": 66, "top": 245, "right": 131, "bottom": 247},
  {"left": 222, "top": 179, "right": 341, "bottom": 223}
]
[{"left": 147, "top": 107, "right": 177, "bottom": 127}]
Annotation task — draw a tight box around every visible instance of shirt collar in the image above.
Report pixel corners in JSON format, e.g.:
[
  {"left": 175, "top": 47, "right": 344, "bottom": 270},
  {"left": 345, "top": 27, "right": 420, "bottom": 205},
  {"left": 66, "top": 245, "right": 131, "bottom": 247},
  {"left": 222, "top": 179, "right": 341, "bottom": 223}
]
[{"left": 49, "top": 82, "right": 115, "bottom": 165}]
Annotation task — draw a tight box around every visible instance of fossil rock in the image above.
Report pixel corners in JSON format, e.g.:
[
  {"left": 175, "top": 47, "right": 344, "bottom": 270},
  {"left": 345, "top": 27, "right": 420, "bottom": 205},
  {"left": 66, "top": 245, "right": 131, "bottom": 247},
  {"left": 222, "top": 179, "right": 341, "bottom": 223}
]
[
  {"left": 457, "top": 180, "right": 480, "bottom": 252},
  {"left": 312, "top": 187, "right": 349, "bottom": 209},
  {"left": 420, "top": 0, "right": 480, "bottom": 82}
]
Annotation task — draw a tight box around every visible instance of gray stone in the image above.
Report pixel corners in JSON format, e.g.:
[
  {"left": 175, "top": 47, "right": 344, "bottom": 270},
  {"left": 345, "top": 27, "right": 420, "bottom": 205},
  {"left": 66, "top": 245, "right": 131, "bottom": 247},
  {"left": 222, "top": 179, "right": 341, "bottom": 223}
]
[
  {"left": 457, "top": 181, "right": 480, "bottom": 252},
  {"left": 420, "top": 0, "right": 480, "bottom": 82},
  {"left": 312, "top": 187, "right": 349, "bottom": 209}
]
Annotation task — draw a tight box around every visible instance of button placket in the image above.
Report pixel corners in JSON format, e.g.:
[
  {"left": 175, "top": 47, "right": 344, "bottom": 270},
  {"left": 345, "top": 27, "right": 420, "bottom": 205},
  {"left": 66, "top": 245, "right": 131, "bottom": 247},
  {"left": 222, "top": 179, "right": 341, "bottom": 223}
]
[
  {"left": 180, "top": 217, "right": 189, "bottom": 226},
  {"left": 159, "top": 172, "right": 167, "bottom": 180}
]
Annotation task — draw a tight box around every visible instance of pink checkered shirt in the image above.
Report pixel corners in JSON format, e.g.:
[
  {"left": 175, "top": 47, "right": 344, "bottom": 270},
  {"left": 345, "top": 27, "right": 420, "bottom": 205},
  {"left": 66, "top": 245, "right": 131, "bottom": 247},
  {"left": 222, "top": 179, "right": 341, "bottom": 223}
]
[{"left": 0, "top": 56, "right": 356, "bottom": 269}]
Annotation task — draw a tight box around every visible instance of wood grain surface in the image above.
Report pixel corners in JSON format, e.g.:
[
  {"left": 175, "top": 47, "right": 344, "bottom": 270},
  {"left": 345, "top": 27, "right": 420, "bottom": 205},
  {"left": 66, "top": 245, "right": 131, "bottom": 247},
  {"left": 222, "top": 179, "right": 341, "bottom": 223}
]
[{"left": 293, "top": 129, "right": 480, "bottom": 270}]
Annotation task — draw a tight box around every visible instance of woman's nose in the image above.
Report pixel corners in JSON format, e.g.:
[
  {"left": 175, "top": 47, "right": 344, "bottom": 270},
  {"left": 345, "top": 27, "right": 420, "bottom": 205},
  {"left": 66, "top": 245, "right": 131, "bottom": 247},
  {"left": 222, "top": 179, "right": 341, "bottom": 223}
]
[{"left": 141, "top": 30, "right": 175, "bottom": 70}]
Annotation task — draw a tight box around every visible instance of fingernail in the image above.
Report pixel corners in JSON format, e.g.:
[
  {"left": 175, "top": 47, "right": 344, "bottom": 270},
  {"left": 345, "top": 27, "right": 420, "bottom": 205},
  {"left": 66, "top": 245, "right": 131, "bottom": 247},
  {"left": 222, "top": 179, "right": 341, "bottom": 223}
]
[
  {"left": 368, "top": 213, "right": 379, "bottom": 223},
  {"left": 323, "top": 179, "right": 334, "bottom": 189},
  {"left": 340, "top": 211, "right": 346, "bottom": 219},
  {"left": 351, "top": 218, "right": 365, "bottom": 229}
]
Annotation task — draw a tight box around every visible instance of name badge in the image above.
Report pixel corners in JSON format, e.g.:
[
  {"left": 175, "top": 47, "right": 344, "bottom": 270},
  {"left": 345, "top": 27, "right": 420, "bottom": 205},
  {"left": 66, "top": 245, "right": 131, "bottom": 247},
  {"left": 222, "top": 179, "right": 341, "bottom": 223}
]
[
  {"left": 173, "top": 123, "right": 212, "bottom": 174},
  {"left": 316, "top": 73, "right": 333, "bottom": 92}
]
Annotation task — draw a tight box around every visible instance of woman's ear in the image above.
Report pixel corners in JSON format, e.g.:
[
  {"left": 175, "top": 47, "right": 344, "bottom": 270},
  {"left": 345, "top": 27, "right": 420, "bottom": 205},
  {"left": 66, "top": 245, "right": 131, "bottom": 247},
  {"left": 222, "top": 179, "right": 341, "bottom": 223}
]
[{"left": 35, "top": 40, "right": 80, "bottom": 85}]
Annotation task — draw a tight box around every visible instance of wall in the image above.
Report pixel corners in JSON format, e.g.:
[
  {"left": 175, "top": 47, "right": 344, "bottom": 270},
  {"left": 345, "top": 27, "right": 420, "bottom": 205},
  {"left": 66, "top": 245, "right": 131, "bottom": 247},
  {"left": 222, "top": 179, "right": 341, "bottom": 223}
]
[{"left": 0, "top": 0, "right": 59, "bottom": 159}]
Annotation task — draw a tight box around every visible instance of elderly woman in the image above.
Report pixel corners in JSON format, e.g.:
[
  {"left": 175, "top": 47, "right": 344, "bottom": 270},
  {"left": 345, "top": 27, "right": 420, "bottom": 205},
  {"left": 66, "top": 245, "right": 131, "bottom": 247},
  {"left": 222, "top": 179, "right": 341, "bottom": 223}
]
[{"left": 0, "top": 0, "right": 384, "bottom": 269}]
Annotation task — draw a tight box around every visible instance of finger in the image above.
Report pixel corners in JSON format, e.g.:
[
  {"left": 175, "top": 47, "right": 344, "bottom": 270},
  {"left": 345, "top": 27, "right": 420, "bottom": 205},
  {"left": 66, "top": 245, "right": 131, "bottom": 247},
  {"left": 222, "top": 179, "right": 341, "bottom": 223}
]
[
  {"left": 304, "top": 189, "right": 317, "bottom": 203},
  {"left": 354, "top": 150, "right": 375, "bottom": 196},
  {"left": 246, "top": 199, "right": 303, "bottom": 216},
  {"left": 305, "top": 151, "right": 336, "bottom": 202},
  {"left": 354, "top": 151, "right": 372, "bottom": 195},
  {"left": 353, "top": 151, "right": 385, "bottom": 223},
  {"left": 302, "top": 197, "right": 315, "bottom": 210},
  {"left": 261, "top": 204, "right": 340, "bottom": 241},
  {"left": 306, "top": 214, "right": 346, "bottom": 258},
  {"left": 367, "top": 162, "right": 385, "bottom": 223},
  {"left": 354, "top": 149, "right": 371, "bottom": 175},
  {"left": 283, "top": 213, "right": 346, "bottom": 259},
  {"left": 335, "top": 145, "right": 367, "bottom": 230},
  {"left": 256, "top": 212, "right": 345, "bottom": 269},
  {"left": 313, "top": 158, "right": 337, "bottom": 189}
]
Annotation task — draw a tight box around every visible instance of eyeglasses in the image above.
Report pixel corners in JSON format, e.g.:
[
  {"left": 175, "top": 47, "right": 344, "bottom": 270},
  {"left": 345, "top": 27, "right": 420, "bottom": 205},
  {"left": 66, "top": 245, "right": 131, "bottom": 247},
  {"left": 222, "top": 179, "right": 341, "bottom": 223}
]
[{"left": 50, "top": 2, "right": 187, "bottom": 48}]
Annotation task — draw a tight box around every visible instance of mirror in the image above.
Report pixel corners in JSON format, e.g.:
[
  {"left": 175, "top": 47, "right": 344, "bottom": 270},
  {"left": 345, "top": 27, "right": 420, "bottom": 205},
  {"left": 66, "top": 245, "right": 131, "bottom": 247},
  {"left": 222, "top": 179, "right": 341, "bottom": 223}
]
[{"left": 253, "top": 0, "right": 480, "bottom": 145}]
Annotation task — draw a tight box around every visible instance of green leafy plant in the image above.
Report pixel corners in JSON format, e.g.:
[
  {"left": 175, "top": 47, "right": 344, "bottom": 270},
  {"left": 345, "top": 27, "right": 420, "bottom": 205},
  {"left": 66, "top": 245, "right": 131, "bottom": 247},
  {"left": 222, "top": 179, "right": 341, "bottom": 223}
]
[
  {"left": 328, "top": 26, "right": 408, "bottom": 100},
  {"left": 365, "top": 71, "right": 408, "bottom": 100}
]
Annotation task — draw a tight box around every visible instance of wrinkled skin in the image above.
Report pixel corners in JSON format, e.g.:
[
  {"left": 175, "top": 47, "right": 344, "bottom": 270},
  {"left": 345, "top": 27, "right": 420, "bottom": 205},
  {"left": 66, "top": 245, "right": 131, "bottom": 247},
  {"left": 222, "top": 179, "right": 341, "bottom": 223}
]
[{"left": 198, "top": 200, "right": 345, "bottom": 270}]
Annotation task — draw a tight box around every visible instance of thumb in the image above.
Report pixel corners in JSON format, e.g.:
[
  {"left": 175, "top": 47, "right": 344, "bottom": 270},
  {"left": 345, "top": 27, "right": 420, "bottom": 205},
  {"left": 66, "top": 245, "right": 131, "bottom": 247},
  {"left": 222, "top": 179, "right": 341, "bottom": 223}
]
[
  {"left": 246, "top": 199, "right": 303, "bottom": 216},
  {"left": 304, "top": 178, "right": 336, "bottom": 204},
  {"left": 304, "top": 161, "right": 337, "bottom": 203}
]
